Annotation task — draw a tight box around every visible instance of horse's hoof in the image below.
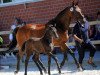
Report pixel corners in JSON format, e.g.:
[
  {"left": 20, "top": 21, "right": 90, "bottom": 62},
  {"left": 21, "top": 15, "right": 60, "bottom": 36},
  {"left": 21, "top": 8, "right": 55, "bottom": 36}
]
[
  {"left": 24, "top": 73, "right": 27, "bottom": 75},
  {"left": 77, "top": 67, "right": 84, "bottom": 72},
  {"left": 48, "top": 72, "right": 51, "bottom": 75},
  {"left": 14, "top": 70, "right": 18, "bottom": 74},
  {"left": 59, "top": 67, "right": 61, "bottom": 74},
  {"left": 59, "top": 70, "right": 61, "bottom": 74},
  {"left": 40, "top": 73, "right": 43, "bottom": 75},
  {"left": 44, "top": 70, "right": 47, "bottom": 74}
]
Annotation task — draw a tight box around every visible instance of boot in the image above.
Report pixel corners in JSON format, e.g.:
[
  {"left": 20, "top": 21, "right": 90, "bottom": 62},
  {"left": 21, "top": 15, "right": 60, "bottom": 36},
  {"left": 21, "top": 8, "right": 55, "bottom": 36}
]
[{"left": 88, "top": 57, "right": 97, "bottom": 67}]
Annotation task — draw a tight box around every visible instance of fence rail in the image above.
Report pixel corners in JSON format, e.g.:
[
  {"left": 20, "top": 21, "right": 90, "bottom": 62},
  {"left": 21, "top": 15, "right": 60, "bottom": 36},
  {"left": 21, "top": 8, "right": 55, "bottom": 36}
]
[
  {"left": 0, "top": 21, "right": 100, "bottom": 52},
  {"left": 0, "top": 21, "right": 100, "bottom": 35},
  {"left": 67, "top": 40, "right": 100, "bottom": 46}
]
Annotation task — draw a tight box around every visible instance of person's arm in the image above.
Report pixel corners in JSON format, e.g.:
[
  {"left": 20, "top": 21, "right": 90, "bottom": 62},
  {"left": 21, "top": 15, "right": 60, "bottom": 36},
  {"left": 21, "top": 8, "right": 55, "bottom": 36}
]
[
  {"left": 65, "top": 30, "right": 69, "bottom": 40},
  {"left": 73, "top": 35, "right": 83, "bottom": 43},
  {"left": 81, "top": 20, "right": 89, "bottom": 32}
]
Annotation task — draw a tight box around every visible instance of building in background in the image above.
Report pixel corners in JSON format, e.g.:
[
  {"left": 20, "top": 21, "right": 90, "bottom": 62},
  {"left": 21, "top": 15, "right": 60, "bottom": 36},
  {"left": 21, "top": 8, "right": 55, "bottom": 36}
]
[{"left": 0, "top": 0, "right": 99, "bottom": 44}]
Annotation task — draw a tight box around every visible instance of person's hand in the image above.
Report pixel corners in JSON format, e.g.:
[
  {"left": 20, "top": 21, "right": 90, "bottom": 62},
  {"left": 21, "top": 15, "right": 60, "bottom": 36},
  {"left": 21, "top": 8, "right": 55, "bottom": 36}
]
[
  {"left": 81, "top": 41, "right": 87, "bottom": 48},
  {"left": 69, "top": 34, "right": 73, "bottom": 37},
  {"left": 80, "top": 39, "right": 83, "bottom": 44},
  {"left": 73, "top": 35, "right": 83, "bottom": 43}
]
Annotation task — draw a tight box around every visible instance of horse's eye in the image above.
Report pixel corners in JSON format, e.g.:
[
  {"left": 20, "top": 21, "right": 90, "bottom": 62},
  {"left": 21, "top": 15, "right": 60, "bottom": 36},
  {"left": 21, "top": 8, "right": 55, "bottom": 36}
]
[
  {"left": 70, "top": 7, "right": 74, "bottom": 12},
  {"left": 49, "top": 25, "right": 53, "bottom": 27},
  {"left": 54, "top": 24, "right": 56, "bottom": 27}
]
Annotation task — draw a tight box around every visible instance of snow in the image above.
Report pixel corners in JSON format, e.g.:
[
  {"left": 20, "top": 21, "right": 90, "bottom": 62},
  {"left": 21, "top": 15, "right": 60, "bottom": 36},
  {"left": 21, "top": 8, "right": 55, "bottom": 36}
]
[{"left": 0, "top": 51, "right": 100, "bottom": 75}]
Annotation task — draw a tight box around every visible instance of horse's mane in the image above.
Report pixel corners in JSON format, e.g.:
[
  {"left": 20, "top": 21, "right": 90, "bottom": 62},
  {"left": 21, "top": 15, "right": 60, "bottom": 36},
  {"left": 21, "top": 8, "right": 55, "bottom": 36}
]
[
  {"left": 43, "top": 29, "right": 52, "bottom": 45},
  {"left": 55, "top": 6, "right": 71, "bottom": 19},
  {"left": 46, "top": 6, "right": 71, "bottom": 32}
]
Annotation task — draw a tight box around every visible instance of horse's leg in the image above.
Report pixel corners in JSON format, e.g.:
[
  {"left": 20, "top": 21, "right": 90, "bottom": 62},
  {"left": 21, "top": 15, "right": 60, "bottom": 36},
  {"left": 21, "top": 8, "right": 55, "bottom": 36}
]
[
  {"left": 37, "top": 55, "right": 47, "bottom": 73},
  {"left": 62, "top": 43, "right": 80, "bottom": 68},
  {"left": 22, "top": 55, "right": 25, "bottom": 63},
  {"left": 68, "top": 47, "right": 80, "bottom": 68},
  {"left": 60, "top": 42, "right": 79, "bottom": 69},
  {"left": 48, "top": 54, "right": 51, "bottom": 75},
  {"left": 14, "top": 53, "right": 21, "bottom": 74},
  {"left": 15, "top": 50, "right": 24, "bottom": 74},
  {"left": 60, "top": 51, "right": 68, "bottom": 69},
  {"left": 49, "top": 52, "right": 61, "bottom": 74},
  {"left": 32, "top": 54, "right": 43, "bottom": 75},
  {"left": 24, "top": 54, "right": 30, "bottom": 75},
  {"left": 60, "top": 43, "right": 68, "bottom": 69}
]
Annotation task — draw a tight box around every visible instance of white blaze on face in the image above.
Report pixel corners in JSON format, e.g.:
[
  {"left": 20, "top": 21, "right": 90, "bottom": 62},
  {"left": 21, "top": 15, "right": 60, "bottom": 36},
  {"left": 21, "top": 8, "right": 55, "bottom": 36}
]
[
  {"left": 49, "top": 43, "right": 54, "bottom": 50},
  {"left": 75, "top": 6, "right": 81, "bottom": 13},
  {"left": 49, "top": 37, "right": 54, "bottom": 50},
  {"left": 75, "top": 6, "right": 86, "bottom": 22},
  {"left": 76, "top": 6, "right": 84, "bottom": 18},
  {"left": 51, "top": 27, "right": 59, "bottom": 38}
]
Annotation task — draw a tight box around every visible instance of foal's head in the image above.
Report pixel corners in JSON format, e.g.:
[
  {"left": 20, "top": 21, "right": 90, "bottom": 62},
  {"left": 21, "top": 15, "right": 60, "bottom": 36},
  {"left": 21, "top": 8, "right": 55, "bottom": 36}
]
[
  {"left": 42, "top": 24, "right": 58, "bottom": 46},
  {"left": 46, "top": 24, "right": 59, "bottom": 39},
  {"left": 68, "top": 1, "right": 86, "bottom": 23}
]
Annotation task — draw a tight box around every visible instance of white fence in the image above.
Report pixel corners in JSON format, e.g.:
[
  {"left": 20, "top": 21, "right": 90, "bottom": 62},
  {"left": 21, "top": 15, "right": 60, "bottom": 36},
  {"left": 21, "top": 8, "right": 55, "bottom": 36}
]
[{"left": 0, "top": 21, "right": 100, "bottom": 52}]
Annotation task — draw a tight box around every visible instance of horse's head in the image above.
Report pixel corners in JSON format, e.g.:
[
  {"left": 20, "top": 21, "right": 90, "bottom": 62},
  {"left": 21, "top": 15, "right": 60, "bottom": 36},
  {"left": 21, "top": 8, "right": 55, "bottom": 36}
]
[
  {"left": 46, "top": 1, "right": 86, "bottom": 32},
  {"left": 69, "top": 1, "right": 86, "bottom": 24},
  {"left": 46, "top": 24, "right": 59, "bottom": 39}
]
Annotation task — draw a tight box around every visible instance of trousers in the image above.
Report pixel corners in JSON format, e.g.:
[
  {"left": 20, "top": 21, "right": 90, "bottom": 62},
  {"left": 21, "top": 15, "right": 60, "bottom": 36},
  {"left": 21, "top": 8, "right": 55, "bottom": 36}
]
[{"left": 75, "top": 41, "right": 96, "bottom": 64}]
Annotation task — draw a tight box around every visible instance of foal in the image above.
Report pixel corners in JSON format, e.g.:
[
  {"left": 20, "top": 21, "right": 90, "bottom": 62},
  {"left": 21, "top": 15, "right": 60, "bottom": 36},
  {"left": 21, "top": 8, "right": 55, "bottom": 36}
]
[{"left": 21, "top": 25, "right": 61, "bottom": 75}]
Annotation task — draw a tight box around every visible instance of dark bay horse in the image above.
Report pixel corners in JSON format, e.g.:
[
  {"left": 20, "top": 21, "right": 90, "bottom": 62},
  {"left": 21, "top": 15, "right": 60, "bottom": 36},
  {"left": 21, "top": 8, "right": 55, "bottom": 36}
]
[
  {"left": 46, "top": 1, "right": 86, "bottom": 70},
  {"left": 21, "top": 25, "right": 60, "bottom": 75}
]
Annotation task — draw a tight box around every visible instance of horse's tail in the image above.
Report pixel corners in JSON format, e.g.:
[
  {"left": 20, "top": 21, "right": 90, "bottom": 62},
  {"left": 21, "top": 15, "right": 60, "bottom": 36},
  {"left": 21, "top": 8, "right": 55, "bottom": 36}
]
[
  {"left": 21, "top": 41, "right": 26, "bottom": 52},
  {"left": 6, "top": 27, "right": 19, "bottom": 52},
  {"left": 45, "top": 18, "right": 56, "bottom": 25}
]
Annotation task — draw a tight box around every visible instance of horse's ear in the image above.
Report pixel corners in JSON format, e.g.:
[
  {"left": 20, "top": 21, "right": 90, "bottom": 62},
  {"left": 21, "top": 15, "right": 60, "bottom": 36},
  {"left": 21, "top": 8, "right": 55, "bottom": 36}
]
[
  {"left": 75, "top": 0, "right": 79, "bottom": 6},
  {"left": 72, "top": 1, "right": 75, "bottom": 6},
  {"left": 54, "top": 24, "right": 56, "bottom": 27}
]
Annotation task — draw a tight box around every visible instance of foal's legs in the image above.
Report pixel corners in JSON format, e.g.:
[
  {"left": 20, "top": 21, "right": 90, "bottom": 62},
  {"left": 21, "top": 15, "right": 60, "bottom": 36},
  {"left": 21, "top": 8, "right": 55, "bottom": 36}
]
[
  {"left": 32, "top": 54, "right": 43, "bottom": 75},
  {"left": 48, "top": 54, "right": 51, "bottom": 75},
  {"left": 36, "top": 55, "right": 47, "bottom": 73},
  {"left": 48, "top": 52, "right": 61, "bottom": 75}
]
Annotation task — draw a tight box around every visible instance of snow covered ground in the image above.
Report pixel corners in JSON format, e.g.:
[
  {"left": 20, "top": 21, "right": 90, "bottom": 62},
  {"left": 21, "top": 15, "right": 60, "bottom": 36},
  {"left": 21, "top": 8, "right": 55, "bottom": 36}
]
[{"left": 0, "top": 51, "right": 100, "bottom": 75}]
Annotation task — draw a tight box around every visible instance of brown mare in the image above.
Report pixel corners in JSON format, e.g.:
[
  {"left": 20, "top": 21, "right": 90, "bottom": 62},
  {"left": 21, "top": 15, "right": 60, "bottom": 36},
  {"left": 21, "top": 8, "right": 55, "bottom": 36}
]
[
  {"left": 21, "top": 25, "right": 60, "bottom": 75},
  {"left": 7, "top": 1, "right": 86, "bottom": 74}
]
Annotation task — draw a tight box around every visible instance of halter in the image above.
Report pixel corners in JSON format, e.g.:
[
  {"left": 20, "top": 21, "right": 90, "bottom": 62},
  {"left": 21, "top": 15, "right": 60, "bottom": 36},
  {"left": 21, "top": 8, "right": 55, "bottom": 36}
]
[{"left": 70, "top": 6, "right": 86, "bottom": 23}]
